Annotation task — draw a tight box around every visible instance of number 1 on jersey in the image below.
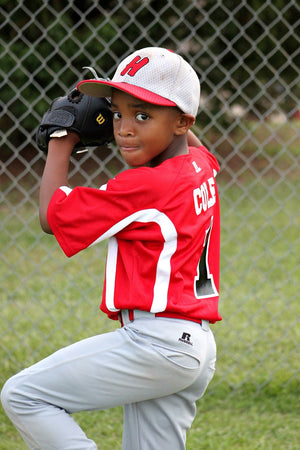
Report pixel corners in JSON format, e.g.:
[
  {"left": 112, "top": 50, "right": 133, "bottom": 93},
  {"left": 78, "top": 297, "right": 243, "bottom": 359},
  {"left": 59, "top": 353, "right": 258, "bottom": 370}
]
[{"left": 194, "top": 217, "right": 218, "bottom": 299}]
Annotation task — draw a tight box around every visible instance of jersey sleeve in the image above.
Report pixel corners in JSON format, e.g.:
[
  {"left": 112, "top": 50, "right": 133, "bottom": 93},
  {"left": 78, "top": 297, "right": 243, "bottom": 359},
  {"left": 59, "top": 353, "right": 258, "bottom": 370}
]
[{"left": 47, "top": 168, "right": 170, "bottom": 257}]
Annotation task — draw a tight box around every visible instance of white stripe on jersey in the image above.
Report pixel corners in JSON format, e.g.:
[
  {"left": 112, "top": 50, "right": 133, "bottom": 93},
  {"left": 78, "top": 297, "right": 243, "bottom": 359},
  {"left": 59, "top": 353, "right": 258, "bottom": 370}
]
[
  {"left": 105, "top": 237, "right": 119, "bottom": 312},
  {"left": 59, "top": 186, "right": 72, "bottom": 195},
  {"left": 88, "top": 209, "right": 178, "bottom": 313}
]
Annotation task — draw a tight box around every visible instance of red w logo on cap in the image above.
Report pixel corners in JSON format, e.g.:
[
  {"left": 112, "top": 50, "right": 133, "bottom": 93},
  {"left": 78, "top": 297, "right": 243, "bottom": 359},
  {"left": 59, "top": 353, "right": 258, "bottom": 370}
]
[{"left": 121, "top": 56, "right": 149, "bottom": 77}]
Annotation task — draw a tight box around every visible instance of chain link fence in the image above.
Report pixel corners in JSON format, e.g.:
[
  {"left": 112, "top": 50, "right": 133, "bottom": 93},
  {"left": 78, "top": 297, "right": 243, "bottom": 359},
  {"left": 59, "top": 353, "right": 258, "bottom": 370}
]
[{"left": 1, "top": 0, "right": 299, "bottom": 401}]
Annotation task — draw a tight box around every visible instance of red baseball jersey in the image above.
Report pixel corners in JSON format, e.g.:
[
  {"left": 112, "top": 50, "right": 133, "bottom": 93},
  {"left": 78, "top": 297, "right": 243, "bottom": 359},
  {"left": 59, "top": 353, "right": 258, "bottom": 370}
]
[{"left": 47, "top": 146, "right": 222, "bottom": 323}]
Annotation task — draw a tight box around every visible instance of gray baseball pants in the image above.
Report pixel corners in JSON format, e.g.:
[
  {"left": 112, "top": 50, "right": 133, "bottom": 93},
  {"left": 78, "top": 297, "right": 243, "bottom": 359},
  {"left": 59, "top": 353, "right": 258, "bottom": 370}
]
[{"left": 1, "top": 310, "right": 216, "bottom": 450}]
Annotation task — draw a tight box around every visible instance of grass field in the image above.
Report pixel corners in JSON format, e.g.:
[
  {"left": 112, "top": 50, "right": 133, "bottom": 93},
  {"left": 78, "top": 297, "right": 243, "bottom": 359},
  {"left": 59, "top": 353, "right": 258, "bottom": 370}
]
[{"left": 1, "top": 122, "right": 299, "bottom": 449}]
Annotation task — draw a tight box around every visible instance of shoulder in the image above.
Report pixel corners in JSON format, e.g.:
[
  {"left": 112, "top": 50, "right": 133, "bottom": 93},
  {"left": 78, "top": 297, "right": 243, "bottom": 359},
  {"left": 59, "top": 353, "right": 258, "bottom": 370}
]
[
  {"left": 107, "top": 163, "right": 177, "bottom": 192},
  {"left": 189, "top": 145, "right": 220, "bottom": 175}
]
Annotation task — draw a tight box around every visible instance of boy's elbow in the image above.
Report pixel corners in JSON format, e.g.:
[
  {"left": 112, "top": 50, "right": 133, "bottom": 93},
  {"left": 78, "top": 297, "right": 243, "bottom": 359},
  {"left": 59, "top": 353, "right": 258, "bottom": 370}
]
[
  {"left": 41, "top": 223, "right": 53, "bottom": 235},
  {"left": 39, "top": 214, "right": 53, "bottom": 234}
]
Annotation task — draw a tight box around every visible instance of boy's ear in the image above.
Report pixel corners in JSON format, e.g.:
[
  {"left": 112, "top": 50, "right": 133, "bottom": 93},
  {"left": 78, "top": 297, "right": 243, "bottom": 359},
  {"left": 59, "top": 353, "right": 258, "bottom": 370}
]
[{"left": 175, "top": 113, "right": 195, "bottom": 135}]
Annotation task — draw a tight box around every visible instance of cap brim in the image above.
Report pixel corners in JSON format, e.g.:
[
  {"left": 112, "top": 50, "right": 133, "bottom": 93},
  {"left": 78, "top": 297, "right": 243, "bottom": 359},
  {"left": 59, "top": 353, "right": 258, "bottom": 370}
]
[{"left": 77, "top": 79, "right": 176, "bottom": 107}]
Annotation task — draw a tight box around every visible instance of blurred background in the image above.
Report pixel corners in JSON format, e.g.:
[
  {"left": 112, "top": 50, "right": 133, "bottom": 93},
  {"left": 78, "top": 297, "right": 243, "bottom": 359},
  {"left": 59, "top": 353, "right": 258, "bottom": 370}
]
[{"left": 1, "top": 0, "right": 299, "bottom": 441}]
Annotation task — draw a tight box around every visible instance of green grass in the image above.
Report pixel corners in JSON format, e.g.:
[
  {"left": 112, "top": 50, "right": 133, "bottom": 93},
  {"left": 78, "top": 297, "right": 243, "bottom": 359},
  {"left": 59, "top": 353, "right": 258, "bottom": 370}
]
[
  {"left": 187, "top": 384, "right": 300, "bottom": 450},
  {"left": 1, "top": 131, "right": 299, "bottom": 448}
]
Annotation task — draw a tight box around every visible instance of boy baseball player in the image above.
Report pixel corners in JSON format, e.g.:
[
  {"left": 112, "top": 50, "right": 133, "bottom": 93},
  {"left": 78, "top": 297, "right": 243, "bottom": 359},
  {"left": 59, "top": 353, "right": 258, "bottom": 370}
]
[{"left": 1, "top": 47, "right": 222, "bottom": 449}]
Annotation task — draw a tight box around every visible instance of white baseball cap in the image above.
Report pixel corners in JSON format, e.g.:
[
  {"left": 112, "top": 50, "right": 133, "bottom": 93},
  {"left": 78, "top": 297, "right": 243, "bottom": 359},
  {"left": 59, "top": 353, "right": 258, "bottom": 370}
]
[{"left": 77, "top": 47, "right": 200, "bottom": 117}]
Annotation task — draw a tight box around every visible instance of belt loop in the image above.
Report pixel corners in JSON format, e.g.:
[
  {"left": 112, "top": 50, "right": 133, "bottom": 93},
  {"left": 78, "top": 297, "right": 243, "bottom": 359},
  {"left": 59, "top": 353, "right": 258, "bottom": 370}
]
[
  {"left": 120, "top": 310, "right": 130, "bottom": 326},
  {"left": 201, "top": 320, "right": 210, "bottom": 331}
]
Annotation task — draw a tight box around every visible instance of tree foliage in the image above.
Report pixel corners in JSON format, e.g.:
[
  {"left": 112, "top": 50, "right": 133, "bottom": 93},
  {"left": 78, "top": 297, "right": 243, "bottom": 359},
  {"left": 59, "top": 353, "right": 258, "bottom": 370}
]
[{"left": 0, "top": 0, "right": 298, "bottom": 157}]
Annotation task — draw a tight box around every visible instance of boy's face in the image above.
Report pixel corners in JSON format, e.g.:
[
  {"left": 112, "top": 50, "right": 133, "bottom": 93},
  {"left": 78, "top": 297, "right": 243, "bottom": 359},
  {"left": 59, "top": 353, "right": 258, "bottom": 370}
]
[{"left": 111, "top": 90, "right": 188, "bottom": 167}]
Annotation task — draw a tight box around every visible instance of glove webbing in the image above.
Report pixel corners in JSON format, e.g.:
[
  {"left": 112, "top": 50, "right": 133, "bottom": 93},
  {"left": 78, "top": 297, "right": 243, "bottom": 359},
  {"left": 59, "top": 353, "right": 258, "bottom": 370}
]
[{"left": 41, "top": 109, "right": 75, "bottom": 128}]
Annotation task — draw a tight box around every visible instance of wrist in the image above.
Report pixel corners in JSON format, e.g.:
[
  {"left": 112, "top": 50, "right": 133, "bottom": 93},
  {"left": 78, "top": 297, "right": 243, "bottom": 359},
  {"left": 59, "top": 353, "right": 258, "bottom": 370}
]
[{"left": 48, "top": 131, "right": 80, "bottom": 154}]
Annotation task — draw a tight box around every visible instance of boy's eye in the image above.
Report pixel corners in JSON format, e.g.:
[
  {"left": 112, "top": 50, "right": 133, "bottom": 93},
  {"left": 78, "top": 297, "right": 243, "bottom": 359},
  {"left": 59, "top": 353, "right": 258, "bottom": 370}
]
[
  {"left": 113, "top": 112, "right": 121, "bottom": 120},
  {"left": 136, "top": 113, "right": 149, "bottom": 121}
]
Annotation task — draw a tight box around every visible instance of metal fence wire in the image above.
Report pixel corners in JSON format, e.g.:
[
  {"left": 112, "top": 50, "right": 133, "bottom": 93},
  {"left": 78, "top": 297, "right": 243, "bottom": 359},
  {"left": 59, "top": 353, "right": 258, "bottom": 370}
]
[{"left": 0, "top": 0, "right": 299, "bottom": 398}]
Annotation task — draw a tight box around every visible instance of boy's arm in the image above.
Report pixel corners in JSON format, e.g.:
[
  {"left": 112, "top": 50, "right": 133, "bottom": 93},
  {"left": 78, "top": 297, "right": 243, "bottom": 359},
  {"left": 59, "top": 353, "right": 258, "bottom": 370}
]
[
  {"left": 187, "top": 129, "right": 202, "bottom": 147},
  {"left": 39, "top": 132, "right": 80, "bottom": 234}
]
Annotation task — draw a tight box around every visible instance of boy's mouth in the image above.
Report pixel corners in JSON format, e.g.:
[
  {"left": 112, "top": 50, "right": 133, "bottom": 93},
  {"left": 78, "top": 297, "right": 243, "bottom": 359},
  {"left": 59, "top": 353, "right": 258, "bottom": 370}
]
[{"left": 118, "top": 142, "right": 140, "bottom": 153}]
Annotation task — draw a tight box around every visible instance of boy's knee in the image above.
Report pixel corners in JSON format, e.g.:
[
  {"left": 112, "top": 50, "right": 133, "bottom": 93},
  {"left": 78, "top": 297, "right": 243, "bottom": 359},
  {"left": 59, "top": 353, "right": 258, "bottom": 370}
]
[
  {"left": 1, "top": 374, "right": 24, "bottom": 416},
  {"left": 1, "top": 377, "right": 15, "bottom": 413}
]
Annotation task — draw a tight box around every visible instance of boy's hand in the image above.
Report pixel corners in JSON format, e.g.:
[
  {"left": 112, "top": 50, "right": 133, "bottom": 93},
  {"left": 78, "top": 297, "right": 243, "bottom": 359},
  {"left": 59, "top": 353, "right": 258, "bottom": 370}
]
[{"left": 36, "top": 88, "right": 114, "bottom": 154}]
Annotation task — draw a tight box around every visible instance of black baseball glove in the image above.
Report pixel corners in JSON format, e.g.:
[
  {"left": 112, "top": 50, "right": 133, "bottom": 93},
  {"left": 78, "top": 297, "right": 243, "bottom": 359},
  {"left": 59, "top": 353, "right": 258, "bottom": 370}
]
[{"left": 36, "top": 88, "right": 114, "bottom": 154}]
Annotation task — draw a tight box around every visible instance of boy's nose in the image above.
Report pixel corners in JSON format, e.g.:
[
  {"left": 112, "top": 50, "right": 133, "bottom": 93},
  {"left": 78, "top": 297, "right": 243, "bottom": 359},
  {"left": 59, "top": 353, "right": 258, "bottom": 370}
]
[{"left": 117, "top": 119, "right": 134, "bottom": 136}]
